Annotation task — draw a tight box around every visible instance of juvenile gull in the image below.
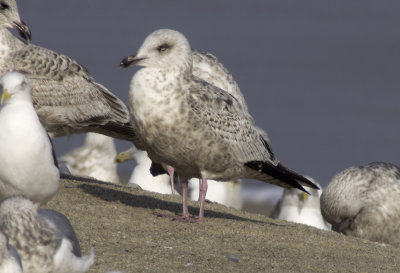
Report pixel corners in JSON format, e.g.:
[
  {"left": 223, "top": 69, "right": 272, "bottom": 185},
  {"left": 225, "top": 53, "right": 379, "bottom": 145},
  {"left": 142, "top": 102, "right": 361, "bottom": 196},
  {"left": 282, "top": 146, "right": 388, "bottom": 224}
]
[
  {"left": 121, "top": 29, "right": 318, "bottom": 222},
  {"left": 0, "top": 0, "right": 135, "bottom": 141},
  {"left": 60, "top": 133, "right": 120, "bottom": 184},
  {"left": 0, "top": 72, "right": 59, "bottom": 205},
  {"left": 0, "top": 230, "right": 23, "bottom": 273},
  {"left": 272, "top": 178, "right": 330, "bottom": 230},
  {"left": 141, "top": 49, "right": 269, "bottom": 195},
  {"left": 115, "top": 146, "right": 175, "bottom": 194},
  {"left": 0, "top": 196, "right": 94, "bottom": 273},
  {"left": 321, "top": 162, "right": 400, "bottom": 246}
]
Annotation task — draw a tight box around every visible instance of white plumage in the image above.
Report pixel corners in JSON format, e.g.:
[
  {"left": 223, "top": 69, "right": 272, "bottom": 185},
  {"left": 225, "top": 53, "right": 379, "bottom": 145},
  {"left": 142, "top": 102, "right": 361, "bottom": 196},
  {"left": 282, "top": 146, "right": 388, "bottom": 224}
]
[
  {"left": 188, "top": 179, "right": 243, "bottom": 210},
  {"left": 60, "top": 133, "right": 120, "bottom": 183},
  {"left": 116, "top": 146, "right": 173, "bottom": 194},
  {"left": 0, "top": 72, "right": 59, "bottom": 205},
  {"left": 273, "top": 178, "right": 330, "bottom": 230}
]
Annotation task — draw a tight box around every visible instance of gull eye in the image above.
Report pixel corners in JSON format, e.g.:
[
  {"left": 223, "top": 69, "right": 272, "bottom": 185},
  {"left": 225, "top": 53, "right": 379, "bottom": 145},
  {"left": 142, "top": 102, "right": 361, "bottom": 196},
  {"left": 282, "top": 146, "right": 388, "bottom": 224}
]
[
  {"left": 0, "top": 2, "right": 9, "bottom": 10},
  {"left": 157, "top": 43, "right": 170, "bottom": 52}
]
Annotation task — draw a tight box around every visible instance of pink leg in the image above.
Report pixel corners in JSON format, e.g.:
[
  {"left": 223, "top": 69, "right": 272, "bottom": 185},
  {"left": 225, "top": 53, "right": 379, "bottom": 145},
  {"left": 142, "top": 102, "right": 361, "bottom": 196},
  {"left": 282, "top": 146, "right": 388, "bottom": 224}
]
[
  {"left": 198, "top": 179, "right": 202, "bottom": 201},
  {"left": 154, "top": 177, "right": 206, "bottom": 223},
  {"left": 181, "top": 178, "right": 190, "bottom": 218},
  {"left": 167, "top": 165, "right": 175, "bottom": 195},
  {"left": 197, "top": 178, "right": 208, "bottom": 221}
]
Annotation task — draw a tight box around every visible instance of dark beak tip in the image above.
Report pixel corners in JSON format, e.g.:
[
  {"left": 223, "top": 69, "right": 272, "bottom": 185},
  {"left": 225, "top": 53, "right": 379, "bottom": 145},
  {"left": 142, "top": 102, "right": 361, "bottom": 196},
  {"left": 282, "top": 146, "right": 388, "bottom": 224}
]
[
  {"left": 119, "top": 59, "right": 129, "bottom": 68},
  {"left": 13, "top": 20, "right": 31, "bottom": 42}
]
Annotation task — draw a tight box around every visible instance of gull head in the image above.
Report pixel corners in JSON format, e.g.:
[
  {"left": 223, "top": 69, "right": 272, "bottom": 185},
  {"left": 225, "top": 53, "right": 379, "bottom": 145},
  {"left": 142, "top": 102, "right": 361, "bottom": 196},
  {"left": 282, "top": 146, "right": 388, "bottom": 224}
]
[
  {"left": 0, "top": 196, "right": 37, "bottom": 220},
  {"left": 0, "top": 71, "right": 31, "bottom": 105},
  {"left": 120, "top": 29, "right": 193, "bottom": 72},
  {"left": 0, "top": 0, "right": 31, "bottom": 42}
]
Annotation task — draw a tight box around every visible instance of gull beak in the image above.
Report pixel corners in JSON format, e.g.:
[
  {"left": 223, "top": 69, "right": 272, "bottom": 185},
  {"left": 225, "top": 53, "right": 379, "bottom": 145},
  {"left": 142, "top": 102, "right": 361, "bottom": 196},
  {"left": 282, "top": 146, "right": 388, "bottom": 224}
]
[
  {"left": 1, "top": 89, "right": 11, "bottom": 104},
  {"left": 120, "top": 54, "right": 146, "bottom": 68},
  {"left": 12, "top": 20, "right": 31, "bottom": 42},
  {"left": 300, "top": 192, "right": 309, "bottom": 203},
  {"left": 115, "top": 151, "right": 132, "bottom": 163}
]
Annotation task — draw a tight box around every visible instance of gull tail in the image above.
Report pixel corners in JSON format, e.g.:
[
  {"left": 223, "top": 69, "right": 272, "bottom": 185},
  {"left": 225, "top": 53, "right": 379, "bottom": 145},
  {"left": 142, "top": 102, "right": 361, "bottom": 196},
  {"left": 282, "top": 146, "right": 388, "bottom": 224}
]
[{"left": 244, "top": 161, "right": 319, "bottom": 193}]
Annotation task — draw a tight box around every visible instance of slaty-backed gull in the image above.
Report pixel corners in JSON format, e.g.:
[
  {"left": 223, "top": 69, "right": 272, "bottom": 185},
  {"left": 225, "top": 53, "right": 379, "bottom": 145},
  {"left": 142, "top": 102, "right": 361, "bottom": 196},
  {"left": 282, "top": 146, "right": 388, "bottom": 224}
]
[{"left": 121, "top": 29, "right": 318, "bottom": 222}]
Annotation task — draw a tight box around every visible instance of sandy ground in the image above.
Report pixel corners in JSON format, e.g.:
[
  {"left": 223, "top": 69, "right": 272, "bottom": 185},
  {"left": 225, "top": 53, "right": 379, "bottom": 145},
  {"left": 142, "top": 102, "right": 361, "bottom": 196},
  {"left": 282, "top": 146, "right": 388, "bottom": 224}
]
[{"left": 43, "top": 175, "right": 400, "bottom": 273}]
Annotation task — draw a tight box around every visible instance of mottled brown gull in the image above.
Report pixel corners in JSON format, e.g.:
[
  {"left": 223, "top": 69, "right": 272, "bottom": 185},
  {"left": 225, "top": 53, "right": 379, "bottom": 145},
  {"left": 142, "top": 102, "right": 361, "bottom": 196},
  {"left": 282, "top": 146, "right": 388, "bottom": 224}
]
[
  {"left": 0, "top": 0, "right": 135, "bottom": 141},
  {"left": 0, "top": 72, "right": 59, "bottom": 206},
  {"left": 121, "top": 29, "right": 318, "bottom": 222},
  {"left": 0, "top": 196, "right": 94, "bottom": 273},
  {"left": 122, "top": 49, "right": 260, "bottom": 196},
  {"left": 321, "top": 162, "right": 400, "bottom": 246},
  {"left": 0, "top": 230, "right": 23, "bottom": 273}
]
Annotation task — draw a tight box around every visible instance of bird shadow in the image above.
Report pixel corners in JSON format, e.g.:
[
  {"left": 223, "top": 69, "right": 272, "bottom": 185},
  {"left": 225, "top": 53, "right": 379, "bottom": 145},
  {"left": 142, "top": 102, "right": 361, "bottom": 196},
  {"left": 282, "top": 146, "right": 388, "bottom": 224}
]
[{"left": 72, "top": 180, "right": 287, "bottom": 226}]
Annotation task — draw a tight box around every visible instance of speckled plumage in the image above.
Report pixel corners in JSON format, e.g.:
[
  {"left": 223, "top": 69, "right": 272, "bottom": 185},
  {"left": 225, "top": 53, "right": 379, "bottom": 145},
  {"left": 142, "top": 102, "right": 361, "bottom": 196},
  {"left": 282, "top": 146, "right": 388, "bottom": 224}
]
[
  {"left": 125, "top": 29, "right": 315, "bottom": 189},
  {"left": 0, "top": 231, "right": 23, "bottom": 273},
  {"left": 0, "top": 72, "right": 59, "bottom": 205},
  {"left": 60, "top": 133, "right": 120, "bottom": 184},
  {"left": 122, "top": 29, "right": 317, "bottom": 221},
  {"left": 0, "top": 196, "right": 94, "bottom": 273},
  {"left": 192, "top": 50, "right": 247, "bottom": 111},
  {"left": 321, "top": 162, "right": 400, "bottom": 246},
  {"left": 0, "top": 0, "right": 135, "bottom": 141},
  {"left": 192, "top": 50, "right": 269, "bottom": 142}
]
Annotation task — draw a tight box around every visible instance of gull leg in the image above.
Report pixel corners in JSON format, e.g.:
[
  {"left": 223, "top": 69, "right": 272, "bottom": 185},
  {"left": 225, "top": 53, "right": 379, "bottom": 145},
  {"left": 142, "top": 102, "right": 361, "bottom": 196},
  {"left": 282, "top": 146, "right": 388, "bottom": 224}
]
[
  {"left": 197, "top": 178, "right": 208, "bottom": 221},
  {"left": 154, "top": 176, "right": 194, "bottom": 221},
  {"left": 167, "top": 165, "right": 175, "bottom": 195},
  {"left": 198, "top": 179, "right": 202, "bottom": 201},
  {"left": 181, "top": 178, "right": 190, "bottom": 218}
]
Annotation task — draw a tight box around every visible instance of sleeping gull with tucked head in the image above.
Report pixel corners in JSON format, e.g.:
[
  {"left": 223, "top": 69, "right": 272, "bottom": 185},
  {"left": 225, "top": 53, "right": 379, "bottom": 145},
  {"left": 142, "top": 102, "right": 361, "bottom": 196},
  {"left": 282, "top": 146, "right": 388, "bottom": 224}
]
[
  {"left": 321, "top": 162, "right": 400, "bottom": 246},
  {"left": 121, "top": 29, "right": 318, "bottom": 222},
  {"left": 0, "top": 195, "right": 94, "bottom": 273},
  {"left": 0, "top": 0, "right": 135, "bottom": 141},
  {"left": 0, "top": 72, "right": 59, "bottom": 205},
  {"left": 0, "top": 230, "right": 23, "bottom": 273}
]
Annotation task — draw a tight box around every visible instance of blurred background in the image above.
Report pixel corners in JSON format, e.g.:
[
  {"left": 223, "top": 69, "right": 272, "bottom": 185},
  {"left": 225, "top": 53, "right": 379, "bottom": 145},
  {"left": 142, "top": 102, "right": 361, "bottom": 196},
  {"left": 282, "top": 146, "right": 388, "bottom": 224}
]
[{"left": 18, "top": 0, "right": 400, "bottom": 214}]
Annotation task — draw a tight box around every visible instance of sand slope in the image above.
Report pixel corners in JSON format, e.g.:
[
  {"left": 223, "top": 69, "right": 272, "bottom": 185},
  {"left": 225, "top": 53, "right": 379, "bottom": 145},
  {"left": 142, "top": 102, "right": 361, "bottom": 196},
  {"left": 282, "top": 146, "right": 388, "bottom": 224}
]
[{"left": 43, "top": 176, "right": 400, "bottom": 273}]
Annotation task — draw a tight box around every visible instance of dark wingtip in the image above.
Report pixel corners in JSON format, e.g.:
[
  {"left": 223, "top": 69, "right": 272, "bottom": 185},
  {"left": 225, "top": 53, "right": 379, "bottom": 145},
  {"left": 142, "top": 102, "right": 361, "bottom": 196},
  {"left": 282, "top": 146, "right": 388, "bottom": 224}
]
[{"left": 244, "top": 160, "right": 319, "bottom": 193}]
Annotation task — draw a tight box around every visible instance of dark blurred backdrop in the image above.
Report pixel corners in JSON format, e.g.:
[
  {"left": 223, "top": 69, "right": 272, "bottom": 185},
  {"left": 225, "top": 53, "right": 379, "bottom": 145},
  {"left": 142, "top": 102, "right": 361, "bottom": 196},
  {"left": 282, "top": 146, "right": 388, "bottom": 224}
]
[{"left": 18, "top": 0, "right": 400, "bottom": 190}]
